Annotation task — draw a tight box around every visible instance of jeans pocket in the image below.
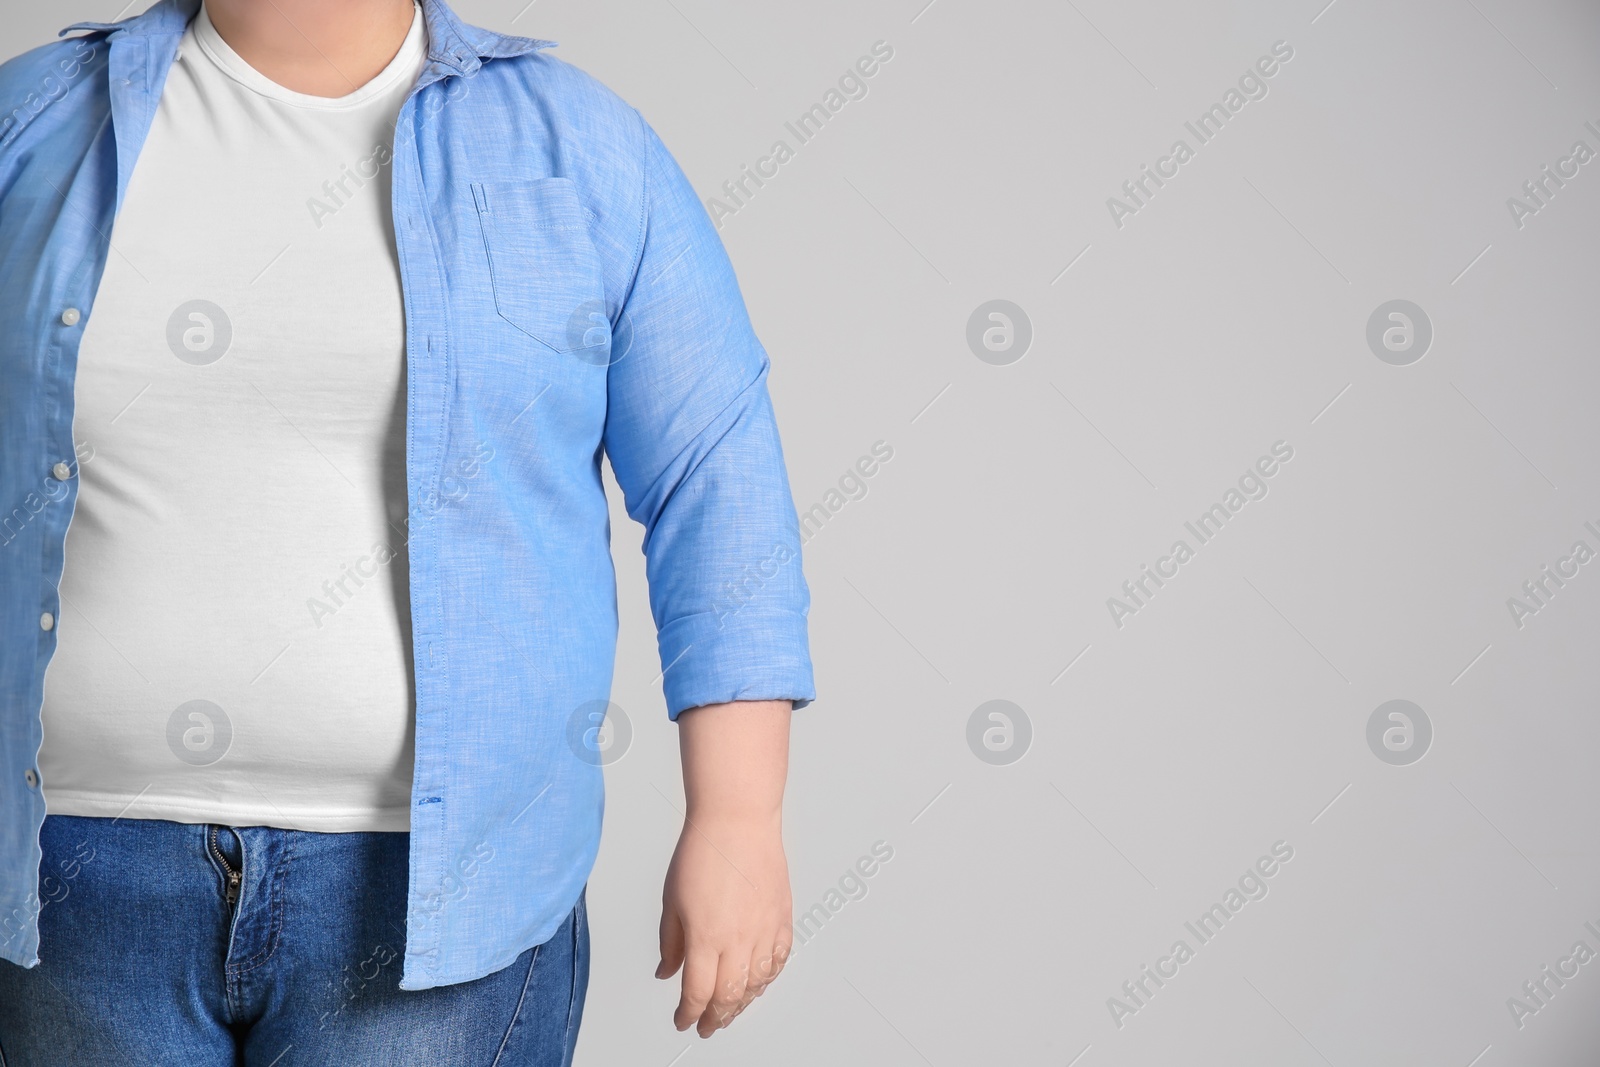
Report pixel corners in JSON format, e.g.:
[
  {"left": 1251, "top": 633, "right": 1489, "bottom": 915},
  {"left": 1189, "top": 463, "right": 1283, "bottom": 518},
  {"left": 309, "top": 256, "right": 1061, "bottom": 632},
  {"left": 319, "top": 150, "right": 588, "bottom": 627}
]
[{"left": 471, "top": 178, "right": 607, "bottom": 358}]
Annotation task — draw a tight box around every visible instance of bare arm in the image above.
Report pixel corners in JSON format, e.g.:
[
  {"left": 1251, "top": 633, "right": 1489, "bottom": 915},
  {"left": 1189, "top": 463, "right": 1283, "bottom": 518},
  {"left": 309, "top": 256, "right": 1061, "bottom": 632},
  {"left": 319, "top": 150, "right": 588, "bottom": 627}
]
[{"left": 656, "top": 699, "right": 793, "bottom": 1037}]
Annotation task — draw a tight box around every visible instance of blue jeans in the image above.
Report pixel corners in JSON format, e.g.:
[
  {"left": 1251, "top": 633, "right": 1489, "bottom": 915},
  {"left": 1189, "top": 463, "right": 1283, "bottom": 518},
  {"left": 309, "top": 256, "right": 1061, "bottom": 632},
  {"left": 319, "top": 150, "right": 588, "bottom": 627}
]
[{"left": 0, "top": 815, "right": 589, "bottom": 1065}]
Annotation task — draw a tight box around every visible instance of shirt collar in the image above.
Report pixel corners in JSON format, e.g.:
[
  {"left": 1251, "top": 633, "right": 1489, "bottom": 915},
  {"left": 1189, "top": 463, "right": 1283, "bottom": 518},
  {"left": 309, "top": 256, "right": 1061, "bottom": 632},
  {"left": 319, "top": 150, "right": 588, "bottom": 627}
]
[{"left": 59, "top": 0, "right": 555, "bottom": 77}]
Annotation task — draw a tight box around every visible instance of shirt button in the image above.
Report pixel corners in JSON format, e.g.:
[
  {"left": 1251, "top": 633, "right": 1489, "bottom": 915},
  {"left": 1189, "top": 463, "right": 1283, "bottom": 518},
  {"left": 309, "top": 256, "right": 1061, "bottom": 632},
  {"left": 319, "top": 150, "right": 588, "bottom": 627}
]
[
  {"left": 61, "top": 308, "right": 81, "bottom": 326},
  {"left": 51, "top": 462, "right": 73, "bottom": 481},
  {"left": 24, "top": 769, "right": 38, "bottom": 789},
  {"left": 40, "top": 612, "right": 54, "bottom": 632}
]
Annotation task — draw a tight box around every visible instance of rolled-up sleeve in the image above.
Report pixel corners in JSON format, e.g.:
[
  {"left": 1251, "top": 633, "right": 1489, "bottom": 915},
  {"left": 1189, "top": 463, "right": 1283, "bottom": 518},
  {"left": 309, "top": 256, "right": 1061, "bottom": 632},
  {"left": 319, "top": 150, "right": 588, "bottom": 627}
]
[{"left": 602, "top": 112, "right": 815, "bottom": 719}]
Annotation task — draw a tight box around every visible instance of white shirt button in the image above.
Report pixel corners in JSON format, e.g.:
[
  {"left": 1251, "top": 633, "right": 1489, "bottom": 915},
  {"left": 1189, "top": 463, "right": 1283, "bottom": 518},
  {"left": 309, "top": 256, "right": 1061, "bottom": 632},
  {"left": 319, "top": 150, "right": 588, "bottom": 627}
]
[
  {"left": 23, "top": 769, "right": 38, "bottom": 788},
  {"left": 40, "top": 612, "right": 54, "bottom": 632},
  {"left": 61, "top": 308, "right": 81, "bottom": 326},
  {"left": 51, "top": 462, "right": 73, "bottom": 481}
]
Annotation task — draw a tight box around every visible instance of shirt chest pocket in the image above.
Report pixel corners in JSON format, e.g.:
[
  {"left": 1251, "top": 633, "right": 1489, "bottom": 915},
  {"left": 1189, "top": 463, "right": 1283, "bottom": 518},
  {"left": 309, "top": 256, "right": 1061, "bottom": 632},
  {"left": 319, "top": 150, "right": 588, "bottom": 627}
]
[{"left": 471, "top": 178, "right": 608, "bottom": 358}]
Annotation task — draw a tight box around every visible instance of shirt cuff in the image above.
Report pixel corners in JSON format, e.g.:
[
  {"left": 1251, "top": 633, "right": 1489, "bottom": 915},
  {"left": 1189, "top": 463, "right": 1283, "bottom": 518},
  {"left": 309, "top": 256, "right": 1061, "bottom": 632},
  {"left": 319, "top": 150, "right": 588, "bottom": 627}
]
[{"left": 655, "top": 609, "right": 816, "bottom": 719}]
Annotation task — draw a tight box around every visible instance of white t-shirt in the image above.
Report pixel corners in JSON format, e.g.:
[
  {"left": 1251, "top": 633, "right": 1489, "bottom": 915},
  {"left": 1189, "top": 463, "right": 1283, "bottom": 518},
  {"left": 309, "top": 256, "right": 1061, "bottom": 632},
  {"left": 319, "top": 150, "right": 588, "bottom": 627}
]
[{"left": 38, "top": 2, "right": 429, "bottom": 832}]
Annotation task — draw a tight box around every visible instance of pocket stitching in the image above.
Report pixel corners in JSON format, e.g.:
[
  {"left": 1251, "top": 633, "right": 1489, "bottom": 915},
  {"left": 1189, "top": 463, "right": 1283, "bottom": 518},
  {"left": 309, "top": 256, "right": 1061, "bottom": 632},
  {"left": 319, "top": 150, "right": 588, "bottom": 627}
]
[
  {"left": 489, "top": 943, "right": 543, "bottom": 1067},
  {"left": 472, "top": 180, "right": 600, "bottom": 355}
]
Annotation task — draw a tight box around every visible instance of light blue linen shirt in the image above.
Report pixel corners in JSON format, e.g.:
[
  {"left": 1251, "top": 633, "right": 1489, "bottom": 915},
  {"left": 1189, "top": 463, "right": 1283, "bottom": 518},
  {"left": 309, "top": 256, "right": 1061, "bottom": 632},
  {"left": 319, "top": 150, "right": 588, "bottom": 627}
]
[{"left": 0, "top": 0, "right": 814, "bottom": 990}]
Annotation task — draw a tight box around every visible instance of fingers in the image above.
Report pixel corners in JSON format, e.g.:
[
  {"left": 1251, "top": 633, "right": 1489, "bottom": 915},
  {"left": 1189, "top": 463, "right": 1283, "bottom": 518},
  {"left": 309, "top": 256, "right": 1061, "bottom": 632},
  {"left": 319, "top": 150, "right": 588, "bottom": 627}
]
[
  {"left": 726, "top": 947, "right": 766, "bottom": 1023},
  {"left": 674, "top": 945, "right": 720, "bottom": 1033},
  {"left": 698, "top": 952, "right": 750, "bottom": 1037},
  {"left": 694, "top": 933, "right": 792, "bottom": 1039},
  {"left": 746, "top": 933, "right": 790, "bottom": 1000},
  {"left": 737, "top": 933, "right": 789, "bottom": 1021},
  {"left": 742, "top": 945, "right": 771, "bottom": 1004},
  {"left": 657, "top": 907, "right": 685, "bottom": 980}
]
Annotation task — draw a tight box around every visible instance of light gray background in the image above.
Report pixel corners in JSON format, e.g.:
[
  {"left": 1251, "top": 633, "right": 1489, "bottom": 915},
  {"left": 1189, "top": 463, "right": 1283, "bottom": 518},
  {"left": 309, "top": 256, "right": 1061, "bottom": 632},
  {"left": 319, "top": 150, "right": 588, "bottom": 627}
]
[{"left": 12, "top": 1, "right": 1600, "bottom": 1064}]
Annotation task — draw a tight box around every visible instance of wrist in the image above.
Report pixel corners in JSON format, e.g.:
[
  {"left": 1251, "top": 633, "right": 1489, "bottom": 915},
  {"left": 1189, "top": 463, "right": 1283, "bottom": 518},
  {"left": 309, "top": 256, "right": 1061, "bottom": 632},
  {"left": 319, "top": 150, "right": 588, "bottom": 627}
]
[{"left": 683, "top": 803, "right": 782, "bottom": 834}]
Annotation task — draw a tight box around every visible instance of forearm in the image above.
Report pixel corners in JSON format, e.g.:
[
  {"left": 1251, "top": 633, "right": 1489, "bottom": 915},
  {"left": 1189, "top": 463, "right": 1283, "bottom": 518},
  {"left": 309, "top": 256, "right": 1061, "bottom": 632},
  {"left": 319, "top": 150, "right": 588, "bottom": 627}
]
[{"left": 676, "top": 699, "right": 791, "bottom": 824}]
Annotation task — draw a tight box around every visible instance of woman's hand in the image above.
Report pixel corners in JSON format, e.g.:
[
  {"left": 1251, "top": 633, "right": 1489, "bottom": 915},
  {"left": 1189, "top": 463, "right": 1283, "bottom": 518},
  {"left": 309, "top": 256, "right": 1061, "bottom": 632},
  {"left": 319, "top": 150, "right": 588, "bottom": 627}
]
[{"left": 656, "top": 699, "right": 793, "bottom": 1037}]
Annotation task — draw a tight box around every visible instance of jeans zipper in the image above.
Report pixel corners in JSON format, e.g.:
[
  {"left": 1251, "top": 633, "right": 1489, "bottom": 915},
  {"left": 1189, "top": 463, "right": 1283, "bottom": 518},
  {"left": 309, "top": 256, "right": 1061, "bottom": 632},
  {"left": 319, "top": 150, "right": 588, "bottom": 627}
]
[{"left": 210, "top": 826, "right": 241, "bottom": 906}]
